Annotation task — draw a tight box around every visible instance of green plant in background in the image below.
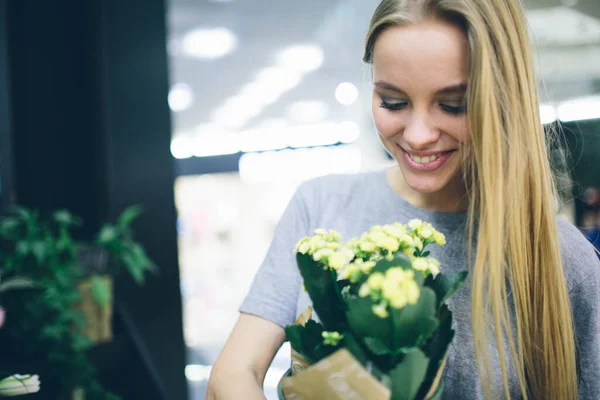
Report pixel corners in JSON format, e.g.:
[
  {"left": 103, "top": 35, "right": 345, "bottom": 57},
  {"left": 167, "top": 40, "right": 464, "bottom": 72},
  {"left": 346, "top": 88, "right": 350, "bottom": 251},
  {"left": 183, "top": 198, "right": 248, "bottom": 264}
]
[
  {"left": 0, "top": 205, "right": 155, "bottom": 400},
  {"left": 88, "top": 205, "right": 156, "bottom": 308},
  {"left": 284, "top": 221, "right": 468, "bottom": 400}
]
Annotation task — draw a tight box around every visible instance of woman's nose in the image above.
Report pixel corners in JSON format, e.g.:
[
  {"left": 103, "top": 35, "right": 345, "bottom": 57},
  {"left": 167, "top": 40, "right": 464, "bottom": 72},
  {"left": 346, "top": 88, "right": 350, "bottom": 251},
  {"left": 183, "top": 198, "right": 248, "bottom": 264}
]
[{"left": 403, "top": 114, "right": 440, "bottom": 150}]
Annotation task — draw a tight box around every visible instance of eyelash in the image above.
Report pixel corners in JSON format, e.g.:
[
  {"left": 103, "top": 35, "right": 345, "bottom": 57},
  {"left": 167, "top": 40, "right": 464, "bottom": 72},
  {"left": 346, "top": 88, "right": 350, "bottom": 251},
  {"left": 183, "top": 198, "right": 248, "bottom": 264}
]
[{"left": 379, "top": 99, "right": 467, "bottom": 115}]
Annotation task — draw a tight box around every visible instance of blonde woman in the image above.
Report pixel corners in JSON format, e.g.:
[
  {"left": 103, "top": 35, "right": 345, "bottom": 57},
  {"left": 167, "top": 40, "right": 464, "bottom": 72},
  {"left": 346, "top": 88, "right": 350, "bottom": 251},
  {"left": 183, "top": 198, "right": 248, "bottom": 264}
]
[{"left": 207, "top": 0, "right": 600, "bottom": 399}]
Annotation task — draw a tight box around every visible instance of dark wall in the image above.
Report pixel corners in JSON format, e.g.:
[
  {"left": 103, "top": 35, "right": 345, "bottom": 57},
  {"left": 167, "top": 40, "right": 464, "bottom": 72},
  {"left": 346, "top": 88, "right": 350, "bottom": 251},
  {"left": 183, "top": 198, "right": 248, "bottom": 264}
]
[
  {"left": 3, "top": 0, "right": 187, "bottom": 399},
  {"left": 0, "top": 0, "right": 13, "bottom": 213}
]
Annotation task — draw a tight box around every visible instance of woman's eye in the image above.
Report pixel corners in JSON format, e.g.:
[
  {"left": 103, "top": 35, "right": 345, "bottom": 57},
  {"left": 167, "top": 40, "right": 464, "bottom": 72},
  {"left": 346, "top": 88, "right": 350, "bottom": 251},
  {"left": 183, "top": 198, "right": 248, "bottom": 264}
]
[
  {"left": 380, "top": 97, "right": 408, "bottom": 111},
  {"left": 440, "top": 102, "right": 467, "bottom": 115}
]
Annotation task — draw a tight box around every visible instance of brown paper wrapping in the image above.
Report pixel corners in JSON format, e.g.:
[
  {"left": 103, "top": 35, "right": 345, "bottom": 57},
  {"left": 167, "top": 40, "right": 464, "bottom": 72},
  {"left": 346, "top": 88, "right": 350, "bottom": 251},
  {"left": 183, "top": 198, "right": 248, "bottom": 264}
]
[
  {"left": 285, "top": 307, "right": 448, "bottom": 400},
  {"left": 283, "top": 348, "right": 391, "bottom": 400}
]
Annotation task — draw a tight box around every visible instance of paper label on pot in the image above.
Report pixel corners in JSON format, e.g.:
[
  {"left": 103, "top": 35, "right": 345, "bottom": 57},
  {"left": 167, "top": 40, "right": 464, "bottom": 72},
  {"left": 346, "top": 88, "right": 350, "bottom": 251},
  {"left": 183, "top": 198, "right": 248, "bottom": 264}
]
[{"left": 281, "top": 349, "right": 390, "bottom": 400}]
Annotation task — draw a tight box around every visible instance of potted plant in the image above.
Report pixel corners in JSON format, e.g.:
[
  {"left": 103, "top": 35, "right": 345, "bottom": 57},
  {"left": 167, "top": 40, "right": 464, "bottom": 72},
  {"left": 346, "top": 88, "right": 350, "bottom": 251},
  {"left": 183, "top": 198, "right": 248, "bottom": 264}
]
[{"left": 0, "top": 205, "right": 155, "bottom": 399}]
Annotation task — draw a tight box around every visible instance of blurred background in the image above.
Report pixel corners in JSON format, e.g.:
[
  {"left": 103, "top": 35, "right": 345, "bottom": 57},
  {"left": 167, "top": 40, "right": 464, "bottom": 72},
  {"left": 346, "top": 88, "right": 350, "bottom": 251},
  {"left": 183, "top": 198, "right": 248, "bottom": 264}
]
[
  {"left": 166, "top": 0, "right": 600, "bottom": 399},
  {"left": 0, "top": 0, "right": 598, "bottom": 399}
]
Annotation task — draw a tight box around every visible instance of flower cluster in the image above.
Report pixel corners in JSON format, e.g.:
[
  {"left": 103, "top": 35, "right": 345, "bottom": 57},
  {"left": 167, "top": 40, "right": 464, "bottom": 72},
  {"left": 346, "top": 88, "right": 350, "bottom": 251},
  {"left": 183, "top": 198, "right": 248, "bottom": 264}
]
[
  {"left": 295, "top": 219, "right": 447, "bottom": 318},
  {"left": 358, "top": 268, "right": 420, "bottom": 318}
]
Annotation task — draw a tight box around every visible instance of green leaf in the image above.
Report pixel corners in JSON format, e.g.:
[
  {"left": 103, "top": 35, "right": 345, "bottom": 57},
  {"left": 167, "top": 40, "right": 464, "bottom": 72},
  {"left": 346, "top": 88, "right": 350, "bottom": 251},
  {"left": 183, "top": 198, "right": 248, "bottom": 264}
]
[
  {"left": 422, "top": 251, "right": 431, "bottom": 257},
  {"left": 390, "top": 287, "right": 438, "bottom": 350},
  {"left": 0, "top": 218, "right": 20, "bottom": 237},
  {"left": 52, "top": 209, "right": 82, "bottom": 226},
  {"left": 342, "top": 333, "right": 369, "bottom": 365},
  {"left": 124, "top": 252, "right": 145, "bottom": 285},
  {"left": 117, "top": 205, "right": 143, "bottom": 230},
  {"left": 390, "top": 348, "right": 430, "bottom": 400},
  {"left": 415, "top": 305, "right": 455, "bottom": 400},
  {"left": 31, "top": 241, "right": 46, "bottom": 264},
  {"left": 97, "top": 225, "right": 118, "bottom": 244},
  {"left": 364, "top": 337, "right": 393, "bottom": 356},
  {"left": 0, "top": 277, "right": 36, "bottom": 294},
  {"left": 91, "top": 276, "right": 112, "bottom": 308},
  {"left": 346, "top": 296, "right": 393, "bottom": 349},
  {"left": 424, "top": 270, "right": 468, "bottom": 310},
  {"left": 285, "top": 324, "right": 306, "bottom": 354},
  {"left": 284, "top": 319, "right": 327, "bottom": 364},
  {"left": 296, "top": 252, "right": 348, "bottom": 332},
  {"left": 15, "top": 241, "right": 29, "bottom": 257}
]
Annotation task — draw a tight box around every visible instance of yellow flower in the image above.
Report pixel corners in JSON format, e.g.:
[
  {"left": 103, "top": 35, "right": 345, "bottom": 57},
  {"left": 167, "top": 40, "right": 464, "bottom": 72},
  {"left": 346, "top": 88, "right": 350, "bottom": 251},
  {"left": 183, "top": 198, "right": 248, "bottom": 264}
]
[
  {"left": 341, "top": 264, "right": 363, "bottom": 283},
  {"left": 412, "top": 257, "right": 429, "bottom": 272},
  {"left": 385, "top": 268, "right": 412, "bottom": 283},
  {"left": 381, "top": 268, "right": 420, "bottom": 310},
  {"left": 368, "top": 231, "right": 388, "bottom": 244},
  {"left": 314, "top": 228, "right": 328, "bottom": 235},
  {"left": 380, "top": 236, "right": 400, "bottom": 253},
  {"left": 295, "top": 238, "right": 311, "bottom": 254},
  {"left": 433, "top": 231, "right": 446, "bottom": 246},
  {"left": 408, "top": 219, "right": 423, "bottom": 231},
  {"left": 403, "top": 281, "right": 420, "bottom": 304},
  {"left": 322, "top": 331, "right": 344, "bottom": 346},
  {"left": 428, "top": 258, "right": 441, "bottom": 275},
  {"left": 372, "top": 303, "right": 389, "bottom": 318},
  {"left": 366, "top": 273, "right": 385, "bottom": 290},
  {"left": 419, "top": 225, "right": 433, "bottom": 239},
  {"left": 358, "top": 283, "right": 371, "bottom": 298},
  {"left": 313, "top": 248, "right": 334, "bottom": 261},
  {"left": 400, "top": 234, "right": 414, "bottom": 247},
  {"left": 359, "top": 240, "right": 376, "bottom": 252},
  {"left": 328, "top": 248, "right": 354, "bottom": 270},
  {"left": 370, "top": 225, "right": 384, "bottom": 233},
  {"left": 413, "top": 237, "right": 423, "bottom": 251},
  {"left": 383, "top": 223, "right": 406, "bottom": 239},
  {"left": 387, "top": 291, "right": 408, "bottom": 309},
  {"left": 359, "top": 260, "right": 377, "bottom": 273}
]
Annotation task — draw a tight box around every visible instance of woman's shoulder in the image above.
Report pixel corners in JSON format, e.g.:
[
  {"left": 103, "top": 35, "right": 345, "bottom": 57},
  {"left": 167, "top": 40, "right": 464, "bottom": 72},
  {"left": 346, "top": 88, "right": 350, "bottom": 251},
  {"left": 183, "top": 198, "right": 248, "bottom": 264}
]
[{"left": 556, "top": 217, "right": 600, "bottom": 293}]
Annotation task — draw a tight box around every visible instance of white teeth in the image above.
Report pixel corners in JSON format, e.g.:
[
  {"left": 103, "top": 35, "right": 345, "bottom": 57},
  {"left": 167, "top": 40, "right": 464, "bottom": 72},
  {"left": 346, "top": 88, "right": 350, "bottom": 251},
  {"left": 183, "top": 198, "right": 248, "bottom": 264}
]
[{"left": 409, "top": 154, "right": 440, "bottom": 164}]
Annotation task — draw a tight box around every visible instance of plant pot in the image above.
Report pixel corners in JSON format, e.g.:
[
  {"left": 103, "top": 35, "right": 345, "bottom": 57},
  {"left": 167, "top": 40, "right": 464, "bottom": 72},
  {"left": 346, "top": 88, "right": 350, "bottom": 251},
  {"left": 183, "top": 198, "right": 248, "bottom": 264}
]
[{"left": 75, "top": 276, "right": 113, "bottom": 345}]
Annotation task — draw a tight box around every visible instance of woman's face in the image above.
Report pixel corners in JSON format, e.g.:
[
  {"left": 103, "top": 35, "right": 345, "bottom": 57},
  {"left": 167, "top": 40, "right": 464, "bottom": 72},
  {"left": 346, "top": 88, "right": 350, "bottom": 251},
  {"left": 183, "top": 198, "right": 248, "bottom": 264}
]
[{"left": 371, "top": 20, "right": 470, "bottom": 195}]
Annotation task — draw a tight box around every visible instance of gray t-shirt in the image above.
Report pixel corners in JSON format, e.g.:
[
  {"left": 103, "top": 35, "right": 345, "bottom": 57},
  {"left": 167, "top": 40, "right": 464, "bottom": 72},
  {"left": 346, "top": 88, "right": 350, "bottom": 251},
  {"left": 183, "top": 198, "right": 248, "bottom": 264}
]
[{"left": 240, "top": 169, "right": 600, "bottom": 399}]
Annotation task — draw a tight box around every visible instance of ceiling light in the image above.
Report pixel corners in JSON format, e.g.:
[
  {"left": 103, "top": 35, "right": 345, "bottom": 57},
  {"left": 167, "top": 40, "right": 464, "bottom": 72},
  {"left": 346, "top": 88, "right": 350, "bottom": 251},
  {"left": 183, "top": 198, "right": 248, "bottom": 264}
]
[
  {"left": 557, "top": 97, "right": 600, "bottom": 122},
  {"left": 539, "top": 104, "right": 557, "bottom": 125},
  {"left": 256, "top": 67, "right": 302, "bottom": 91},
  {"left": 181, "top": 28, "right": 237, "bottom": 59},
  {"left": 338, "top": 121, "right": 360, "bottom": 143},
  {"left": 171, "top": 136, "right": 193, "bottom": 159},
  {"left": 240, "top": 82, "right": 283, "bottom": 106},
  {"left": 277, "top": 44, "right": 325, "bottom": 73},
  {"left": 211, "top": 95, "right": 264, "bottom": 130},
  {"left": 335, "top": 82, "right": 359, "bottom": 106},
  {"left": 168, "top": 83, "right": 194, "bottom": 112},
  {"left": 287, "top": 101, "right": 329, "bottom": 124}
]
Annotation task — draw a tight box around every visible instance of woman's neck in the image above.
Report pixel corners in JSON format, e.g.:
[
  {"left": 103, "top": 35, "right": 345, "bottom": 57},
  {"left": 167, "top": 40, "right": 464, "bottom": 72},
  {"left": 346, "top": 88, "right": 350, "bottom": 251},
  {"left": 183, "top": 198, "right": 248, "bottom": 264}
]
[{"left": 386, "top": 167, "right": 469, "bottom": 213}]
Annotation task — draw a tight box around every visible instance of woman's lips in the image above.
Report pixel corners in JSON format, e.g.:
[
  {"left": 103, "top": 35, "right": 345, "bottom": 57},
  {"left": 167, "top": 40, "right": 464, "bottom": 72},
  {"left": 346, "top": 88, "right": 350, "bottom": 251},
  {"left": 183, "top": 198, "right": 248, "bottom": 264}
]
[{"left": 399, "top": 145, "right": 456, "bottom": 171}]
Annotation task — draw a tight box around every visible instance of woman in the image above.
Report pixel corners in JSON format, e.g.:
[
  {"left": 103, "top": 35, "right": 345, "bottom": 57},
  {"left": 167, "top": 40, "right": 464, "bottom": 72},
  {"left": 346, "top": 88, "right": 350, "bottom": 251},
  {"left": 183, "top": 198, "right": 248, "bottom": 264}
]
[{"left": 207, "top": 0, "right": 600, "bottom": 399}]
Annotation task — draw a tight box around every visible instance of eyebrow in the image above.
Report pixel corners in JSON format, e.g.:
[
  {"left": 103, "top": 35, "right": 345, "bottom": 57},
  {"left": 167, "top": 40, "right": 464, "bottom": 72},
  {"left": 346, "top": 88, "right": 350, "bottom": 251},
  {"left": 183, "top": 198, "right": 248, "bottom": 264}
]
[{"left": 374, "top": 81, "right": 468, "bottom": 95}]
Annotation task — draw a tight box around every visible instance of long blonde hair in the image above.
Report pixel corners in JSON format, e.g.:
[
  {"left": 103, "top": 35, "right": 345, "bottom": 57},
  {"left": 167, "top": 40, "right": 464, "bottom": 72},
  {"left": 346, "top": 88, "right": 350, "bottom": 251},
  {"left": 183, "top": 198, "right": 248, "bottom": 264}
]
[{"left": 364, "top": 1, "right": 577, "bottom": 399}]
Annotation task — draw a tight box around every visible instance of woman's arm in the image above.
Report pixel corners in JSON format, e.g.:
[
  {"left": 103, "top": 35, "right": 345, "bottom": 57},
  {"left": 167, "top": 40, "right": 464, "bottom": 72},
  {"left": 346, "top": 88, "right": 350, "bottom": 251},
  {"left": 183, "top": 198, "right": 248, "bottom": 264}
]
[{"left": 206, "top": 314, "right": 286, "bottom": 400}]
